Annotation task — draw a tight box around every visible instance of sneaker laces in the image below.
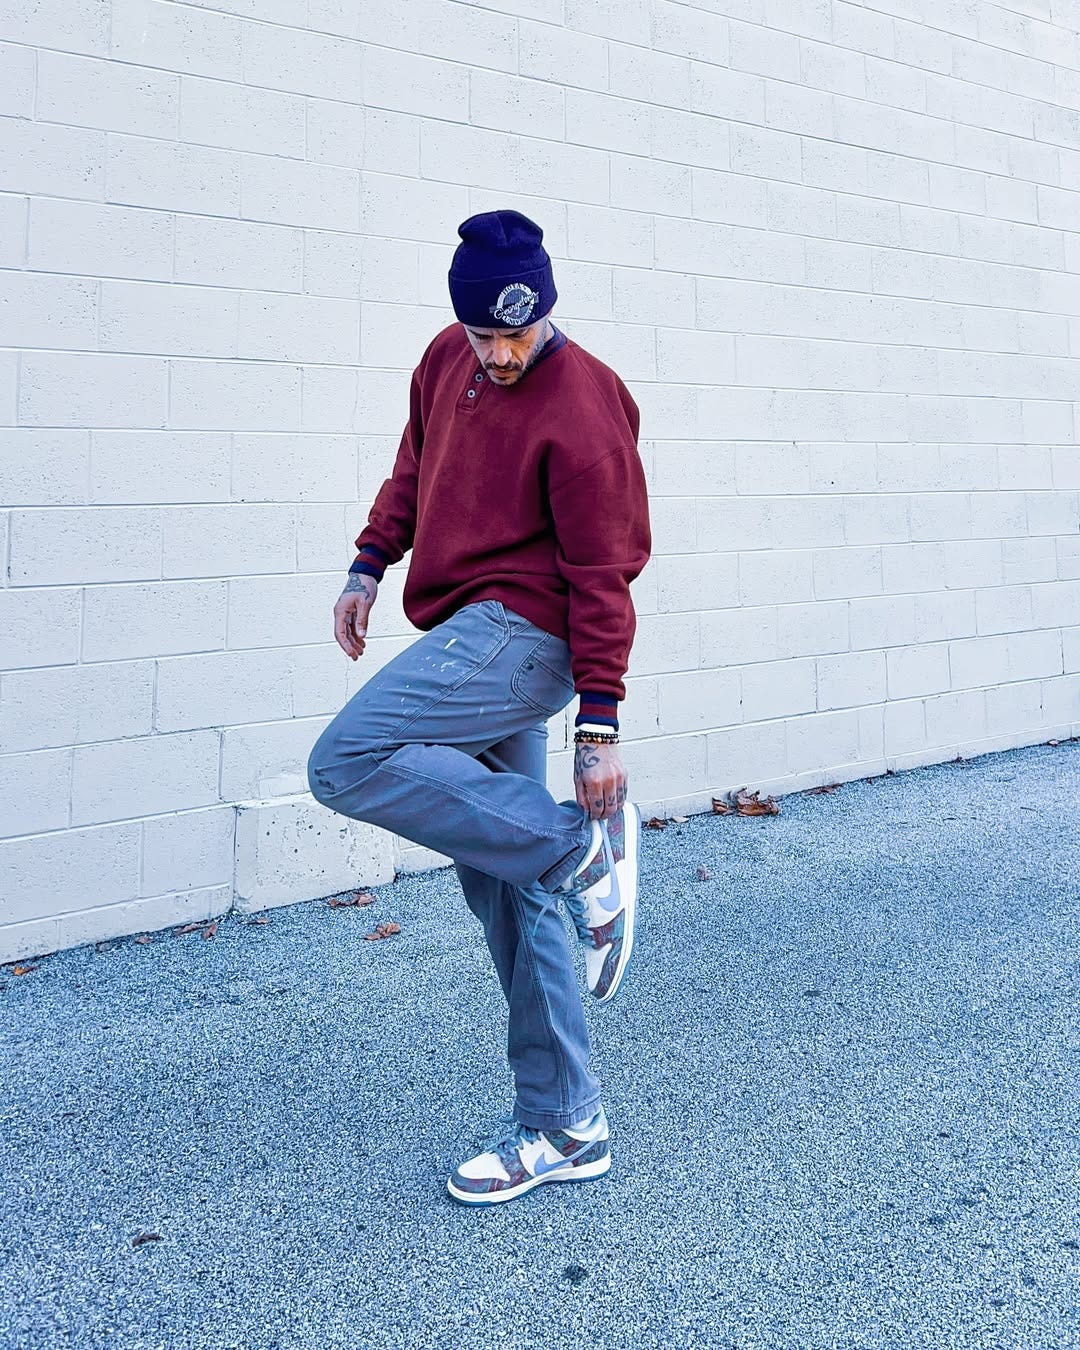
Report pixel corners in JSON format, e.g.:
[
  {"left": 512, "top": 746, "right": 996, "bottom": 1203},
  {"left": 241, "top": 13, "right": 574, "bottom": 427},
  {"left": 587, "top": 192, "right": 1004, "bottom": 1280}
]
[
  {"left": 561, "top": 888, "right": 591, "bottom": 943},
  {"left": 479, "top": 1115, "right": 542, "bottom": 1161},
  {"left": 527, "top": 819, "right": 615, "bottom": 946}
]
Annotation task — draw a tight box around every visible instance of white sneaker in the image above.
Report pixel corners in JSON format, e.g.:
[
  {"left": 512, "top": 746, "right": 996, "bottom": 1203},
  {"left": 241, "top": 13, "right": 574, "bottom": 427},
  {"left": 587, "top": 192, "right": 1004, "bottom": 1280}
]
[
  {"left": 561, "top": 802, "right": 640, "bottom": 1003},
  {"left": 447, "top": 1108, "right": 611, "bottom": 1205}
]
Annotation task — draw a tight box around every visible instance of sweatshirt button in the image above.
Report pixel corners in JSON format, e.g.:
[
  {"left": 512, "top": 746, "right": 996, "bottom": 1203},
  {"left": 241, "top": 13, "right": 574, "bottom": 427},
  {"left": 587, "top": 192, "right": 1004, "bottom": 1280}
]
[
  {"left": 467, "top": 389, "right": 476, "bottom": 398},
  {"left": 474, "top": 373, "right": 484, "bottom": 382}
]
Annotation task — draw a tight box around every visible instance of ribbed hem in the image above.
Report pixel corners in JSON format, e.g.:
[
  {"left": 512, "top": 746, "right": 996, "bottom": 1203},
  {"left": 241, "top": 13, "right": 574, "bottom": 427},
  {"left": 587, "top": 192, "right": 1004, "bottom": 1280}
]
[
  {"left": 575, "top": 692, "right": 619, "bottom": 731},
  {"left": 349, "top": 543, "right": 388, "bottom": 581}
]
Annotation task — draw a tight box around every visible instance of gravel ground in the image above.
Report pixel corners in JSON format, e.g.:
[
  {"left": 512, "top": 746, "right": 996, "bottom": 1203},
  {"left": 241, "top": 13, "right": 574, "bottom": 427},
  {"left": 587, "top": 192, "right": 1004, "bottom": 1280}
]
[{"left": 1, "top": 741, "right": 1078, "bottom": 1350}]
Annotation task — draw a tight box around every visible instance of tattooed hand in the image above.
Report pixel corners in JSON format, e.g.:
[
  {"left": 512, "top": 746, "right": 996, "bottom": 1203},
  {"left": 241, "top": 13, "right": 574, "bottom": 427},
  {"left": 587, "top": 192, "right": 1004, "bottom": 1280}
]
[
  {"left": 574, "top": 741, "right": 629, "bottom": 822},
  {"left": 334, "top": 573, "right": 378, "bottom": 660}
]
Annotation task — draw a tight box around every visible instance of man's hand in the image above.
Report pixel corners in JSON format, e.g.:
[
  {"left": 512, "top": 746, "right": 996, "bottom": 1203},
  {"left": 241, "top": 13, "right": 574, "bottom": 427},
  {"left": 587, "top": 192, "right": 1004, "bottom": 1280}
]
[
  {"left": 334, "top": 573, "right": 378, "bottom": 660},
  {"left": 574, "top": 741, "right": 628, "bottom": 821}
]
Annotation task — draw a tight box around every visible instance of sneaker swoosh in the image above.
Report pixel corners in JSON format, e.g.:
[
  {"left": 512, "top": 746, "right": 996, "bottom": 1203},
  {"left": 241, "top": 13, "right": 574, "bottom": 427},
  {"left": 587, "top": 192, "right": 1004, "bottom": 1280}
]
[
  {"left": 596, "top": 867, "right": 621, "bottom": 913},
  {"left": 596, "top": 828, "right": 622, "bottom": 912},
  {"left": 533, "top": 1140, "right": 599, "bottom": 1175}
]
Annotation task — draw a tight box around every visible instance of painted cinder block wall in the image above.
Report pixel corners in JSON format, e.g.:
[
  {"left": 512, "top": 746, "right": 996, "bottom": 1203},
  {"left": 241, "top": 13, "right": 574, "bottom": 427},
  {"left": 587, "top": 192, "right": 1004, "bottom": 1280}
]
[{"left": 2, "top": 0, "right": 1079, "bottom": 962}]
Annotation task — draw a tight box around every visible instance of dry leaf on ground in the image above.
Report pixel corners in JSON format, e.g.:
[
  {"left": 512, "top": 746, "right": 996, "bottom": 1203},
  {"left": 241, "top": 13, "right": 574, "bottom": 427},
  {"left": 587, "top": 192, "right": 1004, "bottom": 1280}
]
[
  {"left": 644, "top": 817, "right": 668, "bottom": 830},
  {"left": 174, "top": 923, "right": 202, "bottom": 935},
  {"left": 134, "top": 935, "right": 153, "bottom": 945},
  {"left": 735, "top": 788, "right": 780, "bottom": 816},
  {"left": 804, "top": 782, "right": 841, "bottom": 795},
  {"left": 249, "top": 917, "right": 270, "bottom": 926},
  {"left": 131, "top": 1232, "right": 162, "bottom": 1247},
  {"left": 11, "top": 964, "right": 38, "bottom": 976},
  {"left": 202, "top": 921, "right": 218, "bottom": 940},
  {"left": 711, "top": 796, "right": 734, "bottom": 815},
  {"left": 329, "top": 892, "right": 376, "bottom": 909},
  {"left": 364, "top": 922, "right": 401, "bottom": 942}
]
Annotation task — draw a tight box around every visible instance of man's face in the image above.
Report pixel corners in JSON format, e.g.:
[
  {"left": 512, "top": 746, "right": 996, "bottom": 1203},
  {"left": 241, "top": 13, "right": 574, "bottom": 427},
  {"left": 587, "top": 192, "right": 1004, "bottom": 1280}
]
[{"left": 463, "top": 313, "right": 552, "bottom": 386}]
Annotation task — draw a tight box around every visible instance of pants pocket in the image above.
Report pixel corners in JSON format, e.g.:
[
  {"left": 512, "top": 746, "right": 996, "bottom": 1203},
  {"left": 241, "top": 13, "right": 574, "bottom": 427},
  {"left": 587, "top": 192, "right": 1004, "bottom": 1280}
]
[
  {"left": 511, "top": 632, "right": 576, "bottom": 717},
  {"left": 355, "top": 600, "right": 513, "bottom": 757}
]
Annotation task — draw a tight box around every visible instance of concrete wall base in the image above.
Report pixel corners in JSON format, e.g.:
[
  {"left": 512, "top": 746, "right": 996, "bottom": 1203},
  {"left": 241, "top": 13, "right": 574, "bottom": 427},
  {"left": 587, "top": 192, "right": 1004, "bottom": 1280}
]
[{"left": 3, "top": 722, "right": 1075, "bottom": 966}]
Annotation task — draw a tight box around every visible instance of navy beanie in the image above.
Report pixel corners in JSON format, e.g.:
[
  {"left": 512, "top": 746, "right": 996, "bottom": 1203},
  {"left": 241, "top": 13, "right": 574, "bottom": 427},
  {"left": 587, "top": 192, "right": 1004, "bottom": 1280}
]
[{"left": 448, "top": 209, "right": 557, "bottom": 328}]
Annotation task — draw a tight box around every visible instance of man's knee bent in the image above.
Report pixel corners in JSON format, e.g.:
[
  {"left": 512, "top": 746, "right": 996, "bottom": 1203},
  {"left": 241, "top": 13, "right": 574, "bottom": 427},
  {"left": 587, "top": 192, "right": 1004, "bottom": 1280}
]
[{"left": 306, "top": 722, "right": 384, "bottom": 807}]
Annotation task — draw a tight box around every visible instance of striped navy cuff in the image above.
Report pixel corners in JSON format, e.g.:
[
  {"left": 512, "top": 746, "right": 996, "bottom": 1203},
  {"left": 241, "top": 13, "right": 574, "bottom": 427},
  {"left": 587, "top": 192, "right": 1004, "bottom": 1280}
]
[
  {"left": 575, "top": 692, "right": 619, "bottom": 732},
  {"left": 349, "top": 543, "right": 388, "bottom": 581}
]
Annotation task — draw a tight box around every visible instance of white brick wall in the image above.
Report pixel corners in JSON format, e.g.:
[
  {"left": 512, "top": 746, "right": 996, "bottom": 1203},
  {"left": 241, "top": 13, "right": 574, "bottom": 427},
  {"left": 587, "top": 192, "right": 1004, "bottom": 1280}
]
[{"left": 2, "top": 0, "right": 1079, "bottom": 961}]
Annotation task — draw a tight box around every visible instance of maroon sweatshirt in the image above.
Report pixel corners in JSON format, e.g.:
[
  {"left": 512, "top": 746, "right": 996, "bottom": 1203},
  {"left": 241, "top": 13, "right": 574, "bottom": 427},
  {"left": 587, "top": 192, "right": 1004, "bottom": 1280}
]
[{"left": 350, "top": 322, "right": 651, "bottom": 727}]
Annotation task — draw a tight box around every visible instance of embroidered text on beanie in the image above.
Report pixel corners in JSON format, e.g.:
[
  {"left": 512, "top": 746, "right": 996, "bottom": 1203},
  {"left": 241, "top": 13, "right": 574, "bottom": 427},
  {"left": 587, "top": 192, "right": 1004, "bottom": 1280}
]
[{"left": 448, "top": 209, "right": 557, "bottom": 328}]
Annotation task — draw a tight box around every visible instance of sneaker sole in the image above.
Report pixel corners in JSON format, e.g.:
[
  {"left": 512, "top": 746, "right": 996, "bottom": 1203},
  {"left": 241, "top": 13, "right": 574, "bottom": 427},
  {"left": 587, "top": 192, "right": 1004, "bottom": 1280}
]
[
  {"left": 594, "top": 801, "right": 640, "bottom": 1005},
  {"left": 446, "top": 1153, "right": 611, "bottom": 1206}
]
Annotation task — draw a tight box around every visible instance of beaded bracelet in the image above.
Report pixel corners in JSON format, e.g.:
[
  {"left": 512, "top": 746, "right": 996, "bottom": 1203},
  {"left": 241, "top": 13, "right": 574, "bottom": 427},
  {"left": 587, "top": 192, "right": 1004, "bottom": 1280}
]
[{"left": 573, "top": 729, "right": 620, "bottom": 745}]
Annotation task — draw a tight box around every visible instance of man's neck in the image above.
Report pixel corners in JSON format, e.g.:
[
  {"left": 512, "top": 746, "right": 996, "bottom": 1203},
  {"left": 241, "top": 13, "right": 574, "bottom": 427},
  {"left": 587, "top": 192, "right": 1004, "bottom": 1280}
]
[{"left": 519, "top": 319, "right": 556, "bottom": 378}]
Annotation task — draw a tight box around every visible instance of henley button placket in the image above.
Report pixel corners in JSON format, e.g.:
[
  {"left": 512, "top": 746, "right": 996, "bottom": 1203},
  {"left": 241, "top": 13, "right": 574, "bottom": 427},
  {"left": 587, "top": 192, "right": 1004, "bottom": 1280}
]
[{"left": 459, "top": 368, "right": 487, "bottom": 411}]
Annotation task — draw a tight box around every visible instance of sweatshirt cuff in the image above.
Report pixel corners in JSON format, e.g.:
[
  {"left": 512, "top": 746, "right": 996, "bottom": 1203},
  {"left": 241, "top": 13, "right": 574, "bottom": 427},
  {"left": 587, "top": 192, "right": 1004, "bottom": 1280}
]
[
  {"left": 349, "top": 543, "right": 388, "bottom": 581},
  {"left": 575, "top": 693, "right": 619, "bottom": 732}
]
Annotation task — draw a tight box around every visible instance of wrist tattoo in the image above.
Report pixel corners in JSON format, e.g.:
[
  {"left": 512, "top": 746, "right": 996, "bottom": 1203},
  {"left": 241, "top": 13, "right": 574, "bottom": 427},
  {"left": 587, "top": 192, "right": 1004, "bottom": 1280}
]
[
  {"left": 343, "top": 574, "right": 376, "bottom": 600},
  {"left": 575, "top": 744, "right": 601, "bottom": 775}
]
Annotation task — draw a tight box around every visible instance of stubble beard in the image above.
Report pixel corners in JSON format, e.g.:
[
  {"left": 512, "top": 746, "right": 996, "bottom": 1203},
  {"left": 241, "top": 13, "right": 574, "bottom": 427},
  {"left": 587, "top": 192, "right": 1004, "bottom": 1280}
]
[{"left": 486, "top": 318, "right": 552, "bottom": 385}]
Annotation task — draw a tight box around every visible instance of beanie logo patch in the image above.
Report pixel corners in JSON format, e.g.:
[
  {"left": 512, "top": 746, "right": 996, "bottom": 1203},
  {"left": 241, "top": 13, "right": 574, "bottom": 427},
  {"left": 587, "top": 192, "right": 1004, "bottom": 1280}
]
[{"left": 490, "top": 282, "right": 539, "bottom": 326}]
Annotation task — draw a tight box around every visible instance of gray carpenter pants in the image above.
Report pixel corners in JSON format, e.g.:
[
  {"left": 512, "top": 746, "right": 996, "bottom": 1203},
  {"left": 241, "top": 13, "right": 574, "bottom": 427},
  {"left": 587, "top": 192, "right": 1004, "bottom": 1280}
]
[{"left": 306, "top": 598, "right": 601, "bottom": 1130}]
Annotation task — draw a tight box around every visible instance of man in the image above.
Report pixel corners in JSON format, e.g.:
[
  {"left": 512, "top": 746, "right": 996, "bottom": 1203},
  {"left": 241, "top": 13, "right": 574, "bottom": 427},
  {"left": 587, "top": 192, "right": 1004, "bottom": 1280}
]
[{"left": 307, "top": 209, "right": 652, "bottom": 1206}]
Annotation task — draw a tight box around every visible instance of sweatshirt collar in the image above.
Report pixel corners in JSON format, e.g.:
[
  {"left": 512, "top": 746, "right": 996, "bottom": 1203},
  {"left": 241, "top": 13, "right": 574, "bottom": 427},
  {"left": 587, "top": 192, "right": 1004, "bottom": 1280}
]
[{"left": 518, "top": 323, "right": 566, "bottom": 381}]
